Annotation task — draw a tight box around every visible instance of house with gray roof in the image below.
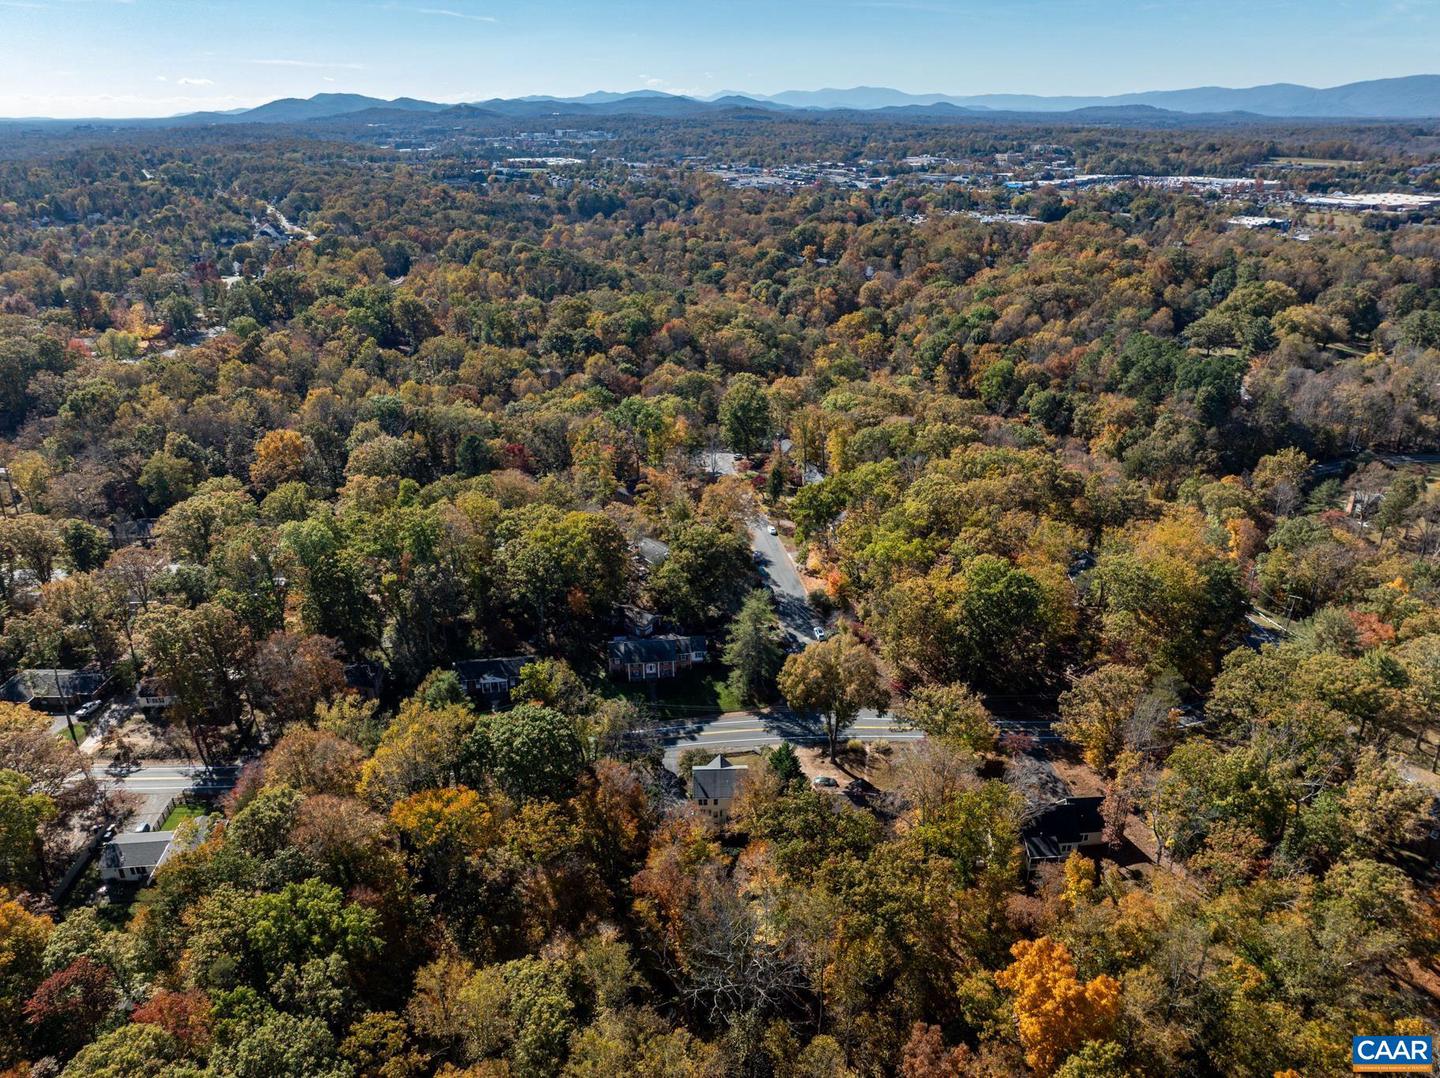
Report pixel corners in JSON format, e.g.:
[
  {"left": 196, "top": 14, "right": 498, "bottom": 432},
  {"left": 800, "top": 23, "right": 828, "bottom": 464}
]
[
  {"left": 454, "top": 656, "right": 533, "bottom": 706},
  {"left": 691, "top": 754, "right": 749, "bottom": 823},
  {"left": 100, "top": 816, "right": 215, "bottom": 884},
  {"left": 607, "top": 634, "right": 706, "bottom": 681},
  {"left": 1, "top": 668, "right": 111, "bottom": 713}
]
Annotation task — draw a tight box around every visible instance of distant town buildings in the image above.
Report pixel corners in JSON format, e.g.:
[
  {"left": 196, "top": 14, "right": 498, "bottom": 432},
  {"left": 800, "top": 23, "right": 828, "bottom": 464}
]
[
  {"left": 1301, "top": 192, "right": 1440, "bottom": 212},
  {"left": 1227, "top": 215, "right": 1290, "bottom": 231}
]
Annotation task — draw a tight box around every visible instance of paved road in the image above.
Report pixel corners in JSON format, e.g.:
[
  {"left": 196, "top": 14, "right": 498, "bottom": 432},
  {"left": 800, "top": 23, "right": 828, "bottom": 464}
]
[
  {"left": 97, "top": 763, "right": 239, "bottom": 826},
  {"left": 1310, "top": 450, "right": 1440, "bottom": 478},
  {"left": 749, "top": 521, "right": 816, "bottom": 645},
  {"left": 708, "top": 450, "right": 820, "bottom": 645},
  {"left": 652, "top": 709, "right": 918, "bottom": 766}
]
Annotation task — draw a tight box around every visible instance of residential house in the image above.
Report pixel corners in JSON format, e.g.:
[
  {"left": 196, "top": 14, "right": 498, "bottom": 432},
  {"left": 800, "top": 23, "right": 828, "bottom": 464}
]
[
  {"left": 607, "top": 635, "right": 706, "bottom": 681},
  {"left": 1021, "top": 796, "right": 1105, "bottom": 874},
  {"left": 691, "top": 754, "right": 749, "bottom": 823},
  {"left": 108, "top": 518, "right": 157, "bottom": 548},
  {"left": 1345, "top": 490, "right": 1383, "bottom": 519},
  {"left": 99, "top": 816, "right": 213, "bottom": 884},
  {"left": 343, "top": 663, "right": 384, "bottom": 699},
  {"left": 1, "top": 668, "right": 111, "bottom": 713},
  {"left": 454, "top": 656, "right": 533, "bottom": 707},
  {"left": 135, "top": 677, "right": 176, "bottom": 714}
]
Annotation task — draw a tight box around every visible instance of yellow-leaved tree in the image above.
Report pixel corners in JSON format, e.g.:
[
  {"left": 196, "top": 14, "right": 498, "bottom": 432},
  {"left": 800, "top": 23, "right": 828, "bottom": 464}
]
[{"left": 995, "top": 936, "right": 1121, "bottom": 1075}]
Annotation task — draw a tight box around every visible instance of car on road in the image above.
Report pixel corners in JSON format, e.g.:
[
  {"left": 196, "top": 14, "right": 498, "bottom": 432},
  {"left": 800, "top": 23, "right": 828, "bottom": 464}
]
[
  {"left": 812, "top": 626, "right": 826, "bottom": 641},
  {"left": 811, "top": 775, "right": 839, "bottom": 788},
  {"left": 766, "top": 524, "right": 778, "bottom": 535},
  {"left": 752, "top": 549, "right": 764, "bottom": 563}
]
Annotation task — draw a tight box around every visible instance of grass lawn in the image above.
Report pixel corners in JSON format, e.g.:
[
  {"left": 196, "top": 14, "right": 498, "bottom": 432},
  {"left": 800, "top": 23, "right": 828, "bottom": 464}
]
[
  {"left": 58, "top": 720, "right": 88, "bottom": 745},
  {"left": 603, "top": 669, "right": 746, "bottom": 717},
  {"left": 161, "top": 800, "right": 208, "bottom": 830}
]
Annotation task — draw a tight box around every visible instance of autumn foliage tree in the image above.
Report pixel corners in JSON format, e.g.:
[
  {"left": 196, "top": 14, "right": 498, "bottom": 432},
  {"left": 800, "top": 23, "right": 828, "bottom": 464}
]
[
  {"left": 778, "top": 631, "right": 888, "bottom": 760},
  {"left": 995, "top": 937, "right": 1121, "bottom": 1075}
]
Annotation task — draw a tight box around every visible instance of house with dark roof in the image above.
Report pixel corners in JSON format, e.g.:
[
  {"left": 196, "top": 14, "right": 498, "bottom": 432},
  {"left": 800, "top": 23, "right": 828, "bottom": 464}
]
[
  {"left": 1021, "top": 796, "right": 1105, "bottom": 874},
  {"left": 691, "top": 754, "right": 749, "bottom": 823},
  {"left": 454, "top": 656, "right": 533, "bottom": 706},
  {"left": 607, "top": 634, "right": 706, "bottom": 681},
  {"left": 108, "top": 518, "right": 157, "bottom": 548},
  {"left": 343, "top": 663, "right": 384, "bottom": 699},
  {"left": 1, "top": 669, "right": 111, "bottom": 713},
  {"left": 135, "top": 677, "right": 176, "bottom": 714},
  {"left": 101, "top": 831, "right": 178, "bottom": 883}
]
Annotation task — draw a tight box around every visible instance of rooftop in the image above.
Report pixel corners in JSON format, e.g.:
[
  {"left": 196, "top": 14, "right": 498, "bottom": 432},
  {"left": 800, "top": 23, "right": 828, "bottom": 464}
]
[
  {"left": 101, "top": 830, "right": 176, "bottom": 872},
  {"left": 609, "top": 635, "right": 705, "bottom": 664},
  {"left": 1022, "top": 796, "right": 1104, "bottom": 862}
]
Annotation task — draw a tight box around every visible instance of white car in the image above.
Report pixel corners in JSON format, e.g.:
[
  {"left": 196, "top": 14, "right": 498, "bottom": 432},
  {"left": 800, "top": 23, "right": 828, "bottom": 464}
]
[
  {"left": 812, "top": 626, "right": 826, "bottom": 641},
  {"left": 811, "top": 775, "right": 839, "bottom": 788},
  {"left": 766, "top": 524, "right": 778, "bottom": 535}
]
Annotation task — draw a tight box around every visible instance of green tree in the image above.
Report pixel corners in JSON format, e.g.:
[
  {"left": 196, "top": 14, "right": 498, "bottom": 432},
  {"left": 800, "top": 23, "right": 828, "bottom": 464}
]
[
  {"left": 723, "top": 590, "right": 784, "bottom": 705},
  {"left": 778, "top": 632, "right": 889, "bottom": 760},
  {"left": 1374, "top": 474, "right": 1421, "bottom": 542},
  {"left": 650, "top": 521, "right": 753, "bottom": 628},
  {"left": 897, "top": 683, "right": 997, "bottom": 753},
  {"left": 1056, "top": 665, "right": 1149, "bottom": 775},
  {"left": 0, "top": 769, "right": 56, "bottom": 887},
  {"left": 62, "top": 1023, "right": 198, "bottom": 1078},
  {"left": 768, "top": 742, "right": 802, "bottom": 784},
  {"left": 720, "top": 373, "right": 774, "bottom": 457},
  {"left": 474, "top": 704, "right": 585, "bottom": 802}
]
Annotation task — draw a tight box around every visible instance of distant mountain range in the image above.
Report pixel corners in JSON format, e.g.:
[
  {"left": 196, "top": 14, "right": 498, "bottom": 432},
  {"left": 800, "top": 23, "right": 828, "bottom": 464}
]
[
  {"left": 7, "top": 75, "right": 1440, "bottom": 127},
  {"left": 736, "top": 75, "right": 1440, "bottom": 118}
]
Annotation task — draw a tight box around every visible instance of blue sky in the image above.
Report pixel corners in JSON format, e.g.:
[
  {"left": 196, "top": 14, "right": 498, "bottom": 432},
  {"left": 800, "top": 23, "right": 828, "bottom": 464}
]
[{"left": 1, "top": 0, "right": 1437, "bottom": 117}]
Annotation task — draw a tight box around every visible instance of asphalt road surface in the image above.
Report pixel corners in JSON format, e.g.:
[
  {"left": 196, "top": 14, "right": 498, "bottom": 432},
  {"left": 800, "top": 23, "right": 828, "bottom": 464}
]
[
  {"left": 96, "top": 762, "right": 240, "bottom": 826},
  {"left": 651, "top": 709, "right": 917, "bottom": 766},
  {"left": 708, "top": 450, "right": 822, "bottom": 645},
  {"left": 749, "top": 519, "right": 817, "bottom": 645}
]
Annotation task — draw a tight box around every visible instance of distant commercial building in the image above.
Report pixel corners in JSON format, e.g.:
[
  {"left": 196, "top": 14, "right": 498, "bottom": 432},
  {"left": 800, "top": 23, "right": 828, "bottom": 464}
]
[
  {"left": 691, "top": 754, "right": 749, "bottom": 823},
  {"left": 1302, "top": 192, "right": 1440, "bottom": 212},
  {"left": 1227, "top": 215, "right": 1290, "bottom": 231}
]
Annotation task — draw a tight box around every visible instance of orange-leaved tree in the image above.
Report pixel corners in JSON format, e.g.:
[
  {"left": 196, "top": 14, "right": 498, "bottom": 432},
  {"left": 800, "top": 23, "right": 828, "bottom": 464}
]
[{"left": 994, "top": 936, "right": 1120, "bottom": 1075}]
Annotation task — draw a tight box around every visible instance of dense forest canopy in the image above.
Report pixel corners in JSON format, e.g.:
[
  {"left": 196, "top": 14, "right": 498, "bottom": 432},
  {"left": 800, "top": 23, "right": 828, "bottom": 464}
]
[{"left": 1, "top": 111, "right": 1439, "bottom": 1077}]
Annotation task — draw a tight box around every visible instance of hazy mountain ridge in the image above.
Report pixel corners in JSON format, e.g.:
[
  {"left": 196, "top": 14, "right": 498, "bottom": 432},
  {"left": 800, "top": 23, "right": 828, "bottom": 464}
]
[
  {"left": 738, "top": 75, "right": 1440, "bottom": 118},
  {"left": 5, "top": 75, "right": 1440, "bottom": 126}
]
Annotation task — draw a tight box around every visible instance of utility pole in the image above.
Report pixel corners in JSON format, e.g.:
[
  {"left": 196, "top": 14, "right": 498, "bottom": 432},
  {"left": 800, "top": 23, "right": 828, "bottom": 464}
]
[
  {"left": 0, "top": 467, "right": 17, "bottom": 517},
  {"left": 55, "top": 669, "right": 77, "bottom": 746}
]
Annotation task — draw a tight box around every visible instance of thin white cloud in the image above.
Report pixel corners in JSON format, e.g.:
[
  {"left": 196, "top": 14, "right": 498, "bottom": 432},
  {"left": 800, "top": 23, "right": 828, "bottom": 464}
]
[
  {"left": 177, "top": 77, "right": 214, "bottom": 86},
  {"left": 245, "top": 58, "right": 367, "bottom": 70},
  {"left": 416, "top": 7, "right": 496, "bottom": 21}
]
